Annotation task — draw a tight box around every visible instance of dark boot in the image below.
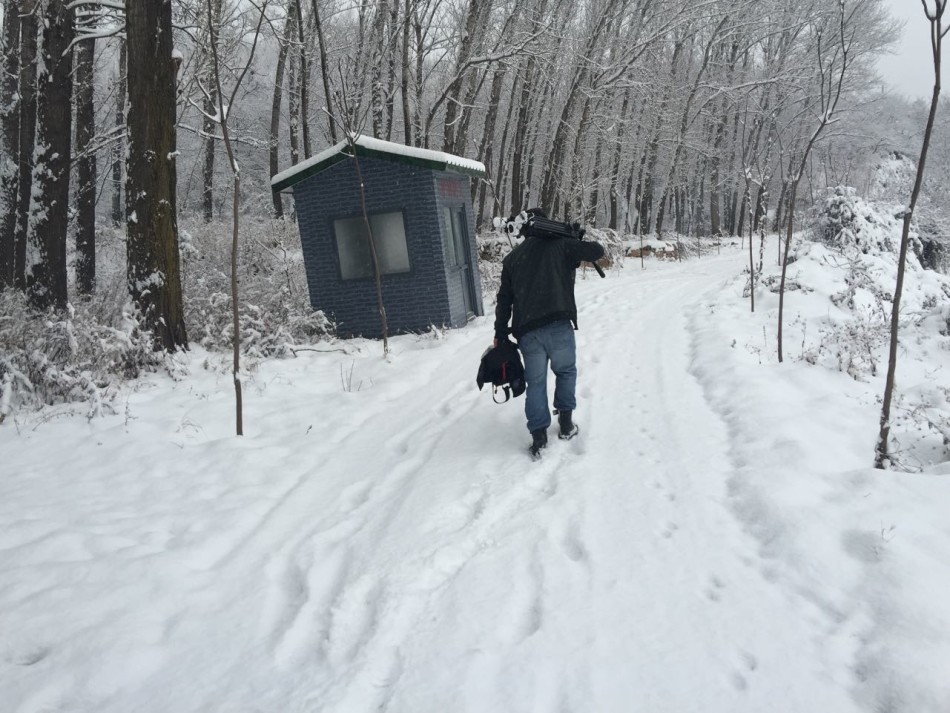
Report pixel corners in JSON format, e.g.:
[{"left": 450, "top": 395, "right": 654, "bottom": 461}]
[
  {"left": 557, "top": 410, "right": 579, "bottom": 440},
  {"left": 529, "top": 429, "right": 548, "bottom": 459}
]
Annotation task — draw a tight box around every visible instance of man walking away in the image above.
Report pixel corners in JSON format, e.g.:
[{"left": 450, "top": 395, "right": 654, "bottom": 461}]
[{"left": 493, "top": 210, "right": 605, "bottom": 459}]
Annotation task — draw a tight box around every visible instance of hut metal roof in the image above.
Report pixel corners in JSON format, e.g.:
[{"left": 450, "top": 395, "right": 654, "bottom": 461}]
[{"left": 271, "top": 135, "right": 486, "bottom": 192}]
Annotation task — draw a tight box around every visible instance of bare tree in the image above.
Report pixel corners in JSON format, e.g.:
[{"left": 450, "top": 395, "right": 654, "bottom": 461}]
[
  {"left": 270, "top": 3, "right": 293, "bottom": 218},
  {"left": 875, "top": 0, "right": 947, "bottom": 469},
  {"left": 310, "top": 0, "right": 336, "bottom": 143},
  {"left": 294, "top": 0, "right": 313, "bottom": 157},
  {"left": 200, "top": 0, "right": 224, "bottom": 223},
  {"left": 539, "top": 0, "right": 625, "bottom": 211},
  {"left": 654, "top": 13, "right": 732, "bottom": 236},
  {"left": 13, "top": 0, "right": 40, "bottom": 290},
  {"left": 777, "top": 1, "right": 860, "bottom": 363},
  {"left": 328, "top": 75, "right": 390, "bottom": 355},
  {"left": 112, "top": 38, "right": 126, "bottom": 226},
  {"left": 0, "top": 0, "right": 20, "bottom": 289},
  {"left": 126, "top": 0, "right": 188, "bottom": 350},
  {"left": 74, "top": 8, "right": 97, "bottom": 294},
  {"left": 205, "top": 0, "right": 270, "bottom": 435},
  {"left": 25, "top": 0, "right": 75, "bottom": 311}
]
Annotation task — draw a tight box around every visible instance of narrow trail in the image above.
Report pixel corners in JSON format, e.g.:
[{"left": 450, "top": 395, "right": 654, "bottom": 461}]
[
  {"left": 3, "top": 251, "right": 869, "bottom": 713},
  {"left": 246, "top": 252, "right": 859, "bottom": 712}
]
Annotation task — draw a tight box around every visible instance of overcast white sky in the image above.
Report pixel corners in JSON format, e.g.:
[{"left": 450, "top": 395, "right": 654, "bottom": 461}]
[{"left": 877, "top": 0, "right": 948, "bottom": 100}]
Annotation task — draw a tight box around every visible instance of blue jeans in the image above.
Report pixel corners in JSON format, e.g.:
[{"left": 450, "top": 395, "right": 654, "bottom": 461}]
[{"left": 518, "top": 320, "right": 577, "bottom": 433}]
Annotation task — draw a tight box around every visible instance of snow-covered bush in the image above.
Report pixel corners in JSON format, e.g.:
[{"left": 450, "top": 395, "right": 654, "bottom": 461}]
[
  {"left": 0, "top": 289, "right": 164, "bottom": 421},
  {"left": 915, "top": 216, "right": 950, "bottom": 274},
  {"left": 813, "top": 186, "right": 905, "bottom": 255},
  {"left": 863, "top": 152, "right": 950, "bottom": 275},
  {"left": 180, "top": 217, "right": 333, "bottom": 359},
  {"left": 867, "top": 151, "right": 916, "bottom": 204},
  {"left": 476, "top": 233, "right": 509, "bottom": 298},
  {"left": 0, "top": 218, "right": 334, "bottom": 422},
  {"left": 779, "top": 190, "right": 950, "bottom": 465}
]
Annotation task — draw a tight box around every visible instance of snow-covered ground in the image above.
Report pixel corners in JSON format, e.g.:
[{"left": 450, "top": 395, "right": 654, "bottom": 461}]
[{"left": 2, "top": 244, "right": 949, "bottom": 712}]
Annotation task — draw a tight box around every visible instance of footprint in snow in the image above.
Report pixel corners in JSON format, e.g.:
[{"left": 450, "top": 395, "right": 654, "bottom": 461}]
[
  {"left": 7, "top": 645, "right": 50, "bottom": 666},
  {"left": 339, "top": 479, "right": 374, "bottom": 513},
  {"left": 729, "top": 651, "right": 758, "bottom": 692},
  {"left": 326, "top": 577, "right": 385, "bottom": 667},
  {"left": 424, "top": 487, "right": 488, "bottom": 536},
  {"left": 561, "top": 523, "right": 589, "bottom": 564},
  {"left": 704, "top": 575, "right": 725, "bottom": 602}
]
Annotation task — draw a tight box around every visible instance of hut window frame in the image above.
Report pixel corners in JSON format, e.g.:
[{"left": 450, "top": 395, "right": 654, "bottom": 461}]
[{"left": 333, "top": 211, "right": 411, "bottom": 280}]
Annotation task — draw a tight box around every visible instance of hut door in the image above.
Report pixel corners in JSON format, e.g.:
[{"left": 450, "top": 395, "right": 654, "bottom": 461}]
[{"left": 444, "top": 207, "right": 477, "bottom": 318}]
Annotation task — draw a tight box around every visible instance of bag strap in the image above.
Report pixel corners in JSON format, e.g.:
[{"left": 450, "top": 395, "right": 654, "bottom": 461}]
[{"left": 492, "top": 385, "right": 512, "bottom": 404}]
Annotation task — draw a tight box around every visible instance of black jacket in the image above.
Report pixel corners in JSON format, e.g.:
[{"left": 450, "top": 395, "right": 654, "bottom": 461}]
[{"left": 494, "top": 235, "right": 605, "bottom": 340}]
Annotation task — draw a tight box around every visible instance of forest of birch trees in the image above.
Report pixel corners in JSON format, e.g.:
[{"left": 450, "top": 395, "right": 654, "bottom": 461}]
[{"left": 0, "top": 0, "right": 928, "bottom": 340}]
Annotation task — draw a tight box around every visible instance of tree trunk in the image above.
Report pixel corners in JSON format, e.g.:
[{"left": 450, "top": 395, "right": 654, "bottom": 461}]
[
  {"left": 455, "top": 67, "right": 489, "bottom": 160},
  {"left": 412, "top": 12, "right": 424, "bottom": 145},
  {"left": 509, "top": 59, "right": 534, "bottom": 213},
  {"left": 270, "top": 13, "right": 292, "bottom": 219},
  {"left": 294, "top": 0, "right": 311, "bottom": 158},
  {"left": 370, "top": 0, "right": 389, "bottom": 138},
  {"left": 637, "top": 39, "right": 684, "bottom": 234},
  {"left": 383, "top": 0, "right": 399, "bottom": 141},
  {"left": 567, "top": 94, "right": 594, "bottom": 218},
  {"left": 202, "top": 0, "right": 223, "bottom": 223},
  {"left": 442, "top": 0, "right": 487, "bottom": 155},
  {"left": 735, "top": 182, "right": 748, "bottom": 238},
  {"left": 723, "top": 104, "right": 744, "bottom": 235},
  {"left": 656, "top": 18, "right": 728, "bottom": 237},
  {"left": 26, "top": 0, "right": 74, "bottom": 311},
  {"left": 288, "top": 46, "right": 301, "bottom": 165},
  {"left": 587, "top": 128, "right": 605, "bottom": 226},
  {"left": 0, "top": 0, "right": 20, "bottom": 289},
  {"left": 126, "top": 0, "right": 188, "bottom": 350},
  {"left": 112, "top": 39, "right": 126, "bottom": 227},
  {"left": 310, "top": 0, "right": 336, "bottom": 143},
  {"left": 75, "top": 32, "right": 97, "bottom": 294},
  {"left": 400, "top": 0, "right": 412, "bottom": 145},
  {"left": 526, "top": 77, "right": 558, "bottom": 210},
  {"left": 608, "top": 89, "right": 633, "bottom": 230},
  {"left": 539, "top": 0, "right": 618, "bottom": 210},
  {"left": 473, "top": 64, "right": 507, "bottom": 228},
  {"left": 13, "top": 1, "right": 39, "bottom": 289},
  {"left": 493, "top": 76, "right": 519, "bottom": 220},
  {"left": 201, "top": 101, "right": 218, "bottom": 222},
  {"left": 631, "top": 142, "right": 647, "bottom": 233}
]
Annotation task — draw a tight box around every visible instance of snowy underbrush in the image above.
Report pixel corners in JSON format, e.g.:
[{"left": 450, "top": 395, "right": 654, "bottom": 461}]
[
  {"left": 179, "top": 218, "right": 333, "bottom": 361},
  {"left": 0, "top": 219, "right": 333, "bottom": 424},
  {"left": 0, "top": 288, "right": 165, "bottom": 425},
  {"left": 476, "top": 234, "right": 510, "bottom": 297},
  {"left": 867, "top": 152, "right": 950, "bottom": 275},
  {"left": 743, "top": 188, "right": 950, "bottom": 468},
  {"left": 617, "top": 233, "right": 736, "bottom": 261}
]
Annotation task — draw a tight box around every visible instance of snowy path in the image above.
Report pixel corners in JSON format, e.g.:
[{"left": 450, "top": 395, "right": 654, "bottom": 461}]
[{"left": 0, "top": 252, "right": 888, "bottom": 712}]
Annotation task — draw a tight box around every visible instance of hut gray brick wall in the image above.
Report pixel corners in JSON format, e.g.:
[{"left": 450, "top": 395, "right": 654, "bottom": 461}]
[{"left": 289, "top": 153, "right": 484, "bottom": 338}]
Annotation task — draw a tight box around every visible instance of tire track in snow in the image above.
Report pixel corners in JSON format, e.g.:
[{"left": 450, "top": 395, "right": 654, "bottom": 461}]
[
  {"left": 314, "top": 259, "right": 747, "bottom": 712},
  {"left": 569, "top": 254, "right": 806, "bottom": 709},
  {"left": 249, "top": 326, "right": 604, "bottom": 710}
]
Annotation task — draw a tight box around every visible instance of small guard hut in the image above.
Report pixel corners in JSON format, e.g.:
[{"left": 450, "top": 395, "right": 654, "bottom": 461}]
[{"left": 271, "top": 135, "right": 486, "bottom": 338}]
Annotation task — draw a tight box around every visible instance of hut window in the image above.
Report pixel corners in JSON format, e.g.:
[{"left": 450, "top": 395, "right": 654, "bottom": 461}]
[
  {"left": 442, "top": 207, "right": 469, "bottom": 267},
  {"left": 334, "top": 211, "right": 410, "bottom": 280}
]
